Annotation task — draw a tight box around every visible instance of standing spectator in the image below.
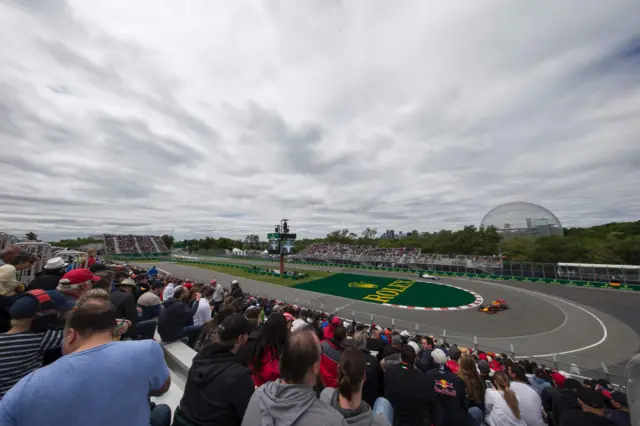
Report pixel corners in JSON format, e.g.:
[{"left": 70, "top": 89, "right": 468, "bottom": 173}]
[
  {"left": 158, "top": 287, "right": 202, "bottom": 347},
  {"left": 323, "top": 315, "right": 342, "bottom": 340},
  {"left": 427, "top": 348, "right": 472, "bottom": 426},
  {"left": 25, "top": 257, "right": 68, "bottom": 291},
  {"left": 0, "top": 265, "right": 21, "bottom": 299},
  {"left": 242, "top": 329, "right": 348, "bottom": 426},
  {"left": 0, "top": 247, "right": 21, "bottom": 267},
  {"left": 148, "top": 267, "right": 158, "bottom": 277},
  {"left": 176, "top": 314, "right": 254, "bottom": 426},
  {"left": 86, "top": 248, "right": 98, "bottom": 268},
  {"left": 606, "top": 391, "right": 630, "bottom": 426},
  {"left": 56, "top": 268, "right": 101, "bottom": 304},
  {"left": 384, "top": 346, "right": 441, "bottom": 426},
  {"left": 366, "top": 327, "right": 386, "bottom": 356},
  {"left": 379, "top": 335, "right": 402, "bottom": 362},
  {"left": 320, "top": 348, "right": 391, "bottom": 426},
  {"left": 137, "top": 281, "right": 164, "bottom": 322},
  {"left": 419, "top": 336, "right": 436, "bottom": 371},
  {"left": 484, "top": 371, "right": 526, "bottom": 426},
  {"left": 458, "top": 355, "right": 486, "bottom": 425},
  {"left": 0, "top": 289, "right": 172, "bottom": 426},
  {"left": 211, "top": 279, "right": 224, "bottom": 312},
  {"left": 560, "top": 387, "right": 617, "bottom": 426},
  {"left": 0, "top": 290, "right": 72, "bottom": 398},
  {"left": 250, "top": 313, "right": 288, "bottom": 387},
  {"left": 320, "top": 325, "right": 346, "bottom": 387},
  {"left": 446, "top": 345, "right": 461, "bottom": 374},
  {"left": 193, "top": 287, "right": 212, "bottom": 327},
  {"left": 508, "top": 363, "right": 545, "bottom": 426},
  {"left": 230, "top": 280, "right": 243, "bottom": 300},
  {"left": 352, "top": 331, "right": 383, "bottom": 407}
]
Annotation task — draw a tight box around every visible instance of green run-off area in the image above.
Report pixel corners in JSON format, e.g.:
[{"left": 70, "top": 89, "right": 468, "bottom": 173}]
[{"left": 293, "top": 273, "right": 475, "bottom": 308}]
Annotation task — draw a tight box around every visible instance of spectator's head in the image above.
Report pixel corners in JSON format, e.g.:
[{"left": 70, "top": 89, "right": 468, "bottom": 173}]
[
  {"left": 334, "top": 325, "right": 347, "bottom": 345},
  {"left": 12, "top": 251, "right": 37, "bottom": 270},
  {"left": 448, "top": 345, "right": 461, "bottom": 361},
  {"left": 352, "top": 331, "right": 367, "bottom": 350},
  {"left": 151, "top": 281, "right": 164, "bottom": 295},
  {"left": 0, "top": 264, "right": 20, "bottom": 291},
  {"left": 493, "top": 371, "right": 521, "bottom": 420},
  {"left": 338, "top": 349, "right": 366, "bottom": 401},
  {"left": 283, "top": 312, "right": 295, "bottom": 330},
  {"left": 173, "top": 286, "right": 189, "bottom": 301},
  {"left": 57, "top": 268, "right": 101, "bottom": 297},
  {"left": 391, "top": 335, "right": 403, "bottom": 349},
  {"left": 563, "top": 378, "right": 582, "bottom": 392},
  {"left": 431, "top": 348, "right": 447, "bottom": 365},
  {"left": 62, "top": 289, "right": 116, "bottom": 355},
  {"left": 115, "top": 278, "right": 136, "bottom": 293},
  {"left": 44, "top": 257, "right": 68, "bottom": 275},
  {"left": 279, "top": 329, "right": 321, "bottom": 386},
  {"left": 9, "top": 290, "right": 73, "bottom": 332},
  {"left": 508, "top": 363, "right": 528, "bottom": 383},
  {"left": 213, "top": 313, "right": 250, "bottom": 354},
  {"left": 577, "top": 387, "right": 606, "bottom": 415},
  {"left": 400, "top": 345, "right": 417, "bottom": 368},
  {"left": 0, "top": 246, "right": 21, "bottom": 264},
  {"left": 253, "top": 313, "right": 289, "bottom": 370},
  {"left": 370, "top": 328, "right": 380, "bottom": 340},
  {"left": 421, "top": 336, "right": 434, "bottom": 351},
  {"left": 478, "top": 360, "right": 490, "bottom": 376}
]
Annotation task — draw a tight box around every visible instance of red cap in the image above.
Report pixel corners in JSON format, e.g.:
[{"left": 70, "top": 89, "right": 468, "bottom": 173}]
[
  {"left": 183, "top": 283, "right": 193, "bottom": 289},
  {"left": 210, "top": 279, "right": 217, "bottom": 285},
  {"left": 550, "top": 372, "right": 565, "bottom": 388},
  {"left": 61, "top": 268, "right": 101, "bottom": 285},
  {"left": 284, "top": 312, "right": 294, "bottom": 322},
  {"left": 478, "top": 353, "right": 488, "bottom": 361},
  {"left": 331, "top": 317, "right": 342, "bottom": 326}
]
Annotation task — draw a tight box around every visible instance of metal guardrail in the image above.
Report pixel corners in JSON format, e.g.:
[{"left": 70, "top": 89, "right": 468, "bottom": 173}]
[{"left": 129, "top": 257, "right": 630, "bottom": 383}]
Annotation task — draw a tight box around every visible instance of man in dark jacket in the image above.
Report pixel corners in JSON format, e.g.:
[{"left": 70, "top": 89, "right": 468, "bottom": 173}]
[
  {"left": 419, "top": 336, "right": 436, "bottom": 372},
  {"left": 157, "top": 287, "right": 202, "bottom": 347},
  {"left": 353, "top": 331, "right": 383, "bottom": 407},
  {"left": 109, "top": 278, "right": 139, "bottom": 338},
  {"left": 426, "top": 348, "right": 473, "bottom": 426},
  {"left": 230, "top": 280, "right": 243, "bottom": 300},
  {"left": 26, "top": 257, "right": 67, "bottom": 291},
  {"left": 176, "top": 314, "right": 255, "bottom": 426},
  {"left": 385, "top": 346, "right": 442, "bottom": 426}
]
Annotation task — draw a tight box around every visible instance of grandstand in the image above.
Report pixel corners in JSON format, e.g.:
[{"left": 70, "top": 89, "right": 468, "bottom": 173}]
[{"left": 103, "top": 234, "right": 169, "bottom": 255}]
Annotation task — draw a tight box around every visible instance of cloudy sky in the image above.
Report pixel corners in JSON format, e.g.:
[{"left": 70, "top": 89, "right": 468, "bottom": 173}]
[{"left": 1, "top": 1, "right": 639, "bottom": 242}]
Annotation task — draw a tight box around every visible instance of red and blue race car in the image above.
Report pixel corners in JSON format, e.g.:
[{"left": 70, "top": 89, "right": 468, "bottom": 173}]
[{"left": 478, "top": 299, "right": 509, "bottom": 314}]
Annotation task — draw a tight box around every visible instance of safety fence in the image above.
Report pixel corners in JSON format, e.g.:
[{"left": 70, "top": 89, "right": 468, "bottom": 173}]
[{"left": 130, "top": 257, "right": 630, "bottom": 383}]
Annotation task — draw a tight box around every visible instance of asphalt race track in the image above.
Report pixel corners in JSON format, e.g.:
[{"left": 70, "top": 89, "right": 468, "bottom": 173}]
[{"left": 138, "top": 259, "right": 640, "bottom": 381}]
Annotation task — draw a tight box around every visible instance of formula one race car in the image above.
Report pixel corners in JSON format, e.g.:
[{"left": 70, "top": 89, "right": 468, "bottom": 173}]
[
  {"left": 420, "top": 273, "right": 440, "bottom": 281},
  {"left": 478, "top": 299, "right": 509, "bottom": 314}
]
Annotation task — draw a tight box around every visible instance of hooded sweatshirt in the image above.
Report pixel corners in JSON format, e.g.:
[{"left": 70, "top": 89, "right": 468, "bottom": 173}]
[
  {"left": 179, "top": 345, "right": 255, "bottom": 426},
  {"left": 319, "top": 388, "right": 390, "bottom": 426},
  {"left": 157, "top": 298, "right": 198, "bottom": 342},
  {"left": 162, "top": 283, "right": 175, "bottom": 300},
  {"left": 242, "top": 380, "right": 348, "bottom": 426}
]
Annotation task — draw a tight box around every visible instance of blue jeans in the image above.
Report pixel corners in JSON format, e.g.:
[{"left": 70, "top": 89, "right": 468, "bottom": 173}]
[
  {"left": 468, "top": 406, "right": 483, "bottom": 426},
  {"left": 132, "top": 320, "right": 158, "bottom": 340},
  {"left": 183, "top": 325, "right": 203, "bottom": 348},
  {"left": 150, "top": 403, "right": 171, "bottom": 426},
  {"left": 373, "top": 397, "right": 393, "bottom": 425}
]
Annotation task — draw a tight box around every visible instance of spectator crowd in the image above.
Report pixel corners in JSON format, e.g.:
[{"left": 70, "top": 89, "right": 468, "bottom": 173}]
[
  {"left": 0, "top": 243, "right": 631, "bottom": 426},
  {"left": 104, "top": 234, "right": 169, "bottom": 255}
]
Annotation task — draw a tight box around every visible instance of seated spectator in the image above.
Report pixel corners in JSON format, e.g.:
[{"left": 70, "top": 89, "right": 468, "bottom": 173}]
[
  {"left": 148, "top": 266, "right": 158, "bottom": 277},
  {"left": 0, "top": 289, "right": 171, "bottom": 426},
  {"left": 478, "top": 360, "right": 492, "bottom": 385},
  {"left": 606, "top": 391, "right": 630, "bottom": 426},
  {"left": 560, "top": 387, "right": 617, "bottom": 426},
  {"left": 379, "top": 335, "right": 402, "bottom": 363},
  {"left": 162, "top": 281, "right": 175, "bottom": 300},
  {"left": 427, "top": 348, "right": 473, "bottom": 426},
  {"left": 352, "top": 331, "right": 383, "bottom": 407},
  {"left": 508, "top": 363, "right": 545, "bottom": 426},
  {"left": 249, "top": 313, "right": 288, "bottom": 387},
  {"left": 137, "top": 281, "right": 164, "bottom": 322},
  {"left": 384, "top": 346, "right": 441, "bottom": 426},
  {"left": 176, "top": 314, "right": 254, "bottom": 426},
  {"left": 323, "top": 315, "right": 342, "bottom": 340},
  {"left": 458, "top": 354, "right": 486, "bottom": 425},
  {"left": 110, "top": 278, "right": 139, "bottom": 337},
  {"left": 320, "top": 348, "right": 391, "bottom": 426},
  {"left": 56, "top": 268, "right": 102, "bottom": 304},
  {"left": 446, "top": 345, "right": 461, "bottom": 374},
  {"left": 0, "top": 290, "right": 72, "bottom": 399},
  {"left": 542, "top": 378, "right": 581, "bottom": 426},
  {"left": 366, "top": 327, "right": 386, "bottom": 356},
  {"left": 230, "top": 280, "right": 243, "bottom": 299},
  {"left": 25, "top": 257, "right": 68, "bottom": 291},
  {"left": 529, "top": 367, "right": 553, "bottom": 396},
  {"left": 195, "top": 306, "right": 235, "bottom": 351},
  {"left": 320, "top": 325, "right": 347, "bottom": 387},
  {"left": 158, "top": 287, "right": 202, "bottom": 347},
  {"left": 242, "top": 329, "right": 348, "bottom": 426},
  {"left": 484, "top": 371, "right": 526, "bottom": 426}
]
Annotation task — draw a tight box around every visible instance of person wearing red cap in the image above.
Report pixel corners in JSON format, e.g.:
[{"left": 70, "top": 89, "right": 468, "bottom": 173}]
[
  {"left": 56, "top": 268, "right": 101, "bottom": 304},
  {"left": 283, "top": 312, "right": 295, "bottom": 331}
]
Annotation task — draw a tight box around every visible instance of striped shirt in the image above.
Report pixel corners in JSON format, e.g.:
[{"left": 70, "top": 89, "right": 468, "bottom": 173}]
[{"left": 0, "top": 329, "right": 64, "bottom": 398}]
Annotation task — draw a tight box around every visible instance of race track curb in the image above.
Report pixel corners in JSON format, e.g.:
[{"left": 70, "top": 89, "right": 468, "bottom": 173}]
[{"left": 381, "top": 283, "right": 484, "bottom": 311}]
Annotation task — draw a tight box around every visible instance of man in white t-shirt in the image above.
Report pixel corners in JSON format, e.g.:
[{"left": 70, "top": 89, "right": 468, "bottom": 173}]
[
  {"left": 210, "top": 280, "right": 224, "bottom": 312},
  {"left": 509, "top": 363, "right": 545, "bottom": 426},
  {"left": 193, "top": 287, "right": 212, "bottom": 326}
]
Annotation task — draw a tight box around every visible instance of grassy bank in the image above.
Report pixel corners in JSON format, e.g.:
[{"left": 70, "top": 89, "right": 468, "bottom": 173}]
[{"left": 177, "top": 262, "right": 333, "bottom": 287}]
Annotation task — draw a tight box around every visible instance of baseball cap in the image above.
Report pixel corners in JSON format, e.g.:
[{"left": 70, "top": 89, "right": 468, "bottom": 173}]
[
  {"left": 210, "top": 279, "right": 217, "bottom": 285},
  {"left": 151, "top": 281, "right": 165, "bottom": 289},
  {"left": 448, "top": 345, "right": 462, "bottom": 360},
  {"left": 231, "top": 280, "right": 239, "bottom": 285},
  {"left": 283, "top": 312, "right": 294, "bottom": 322},
  {"left": 432, "top": 348, "right": 447, "bottom": 365},
  {"left": 44, "top": 257, "right": 68, "bottom": 270},
  {"left": 391, "top": 335, "right": 403, "bottom": 346},
  {"left": 330, "top": 316, "right": 342, "bottom": 326},
  {"left": 10, "top": 290, "right": 74, "bottom": 319},
  {"left": 400, "top": 330, "right": 410, "bottom": 337},
  {"left": 578, "top": 387, "right": 605, "bottom": 409},
  {"left": 478, "top": 360, "right": 490, "bottom": 374},
  {"left": 60, "top": 268, "right": 101, "bottom": 285},
  {"left": 218, "top": 313, "right": 250, "bottom": 340},
  {"left": 408, "top": 341, "right": 420, "bottom": 355},
  {"left": 610, "top": 391, "right": 628, "bottom": 407}
]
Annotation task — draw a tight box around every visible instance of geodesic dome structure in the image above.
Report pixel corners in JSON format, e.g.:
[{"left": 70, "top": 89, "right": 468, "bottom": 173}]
[{"left": 481, "top": 202, "right": 563, "bottom": 239}]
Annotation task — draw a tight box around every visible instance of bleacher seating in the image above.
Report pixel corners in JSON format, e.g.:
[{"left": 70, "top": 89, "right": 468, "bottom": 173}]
[{"left": 103, "top": 234, "right": 169, "bottom": 255}]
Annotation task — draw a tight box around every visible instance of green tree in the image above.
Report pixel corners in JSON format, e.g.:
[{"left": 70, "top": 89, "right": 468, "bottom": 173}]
[
  {"left": 25, "top": 232, "right": 38, "bottom": 241},
  {"left": 160, "top": 234, "right": 175, "bottom": 249}
]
